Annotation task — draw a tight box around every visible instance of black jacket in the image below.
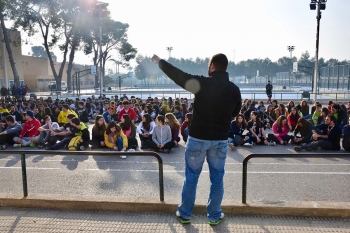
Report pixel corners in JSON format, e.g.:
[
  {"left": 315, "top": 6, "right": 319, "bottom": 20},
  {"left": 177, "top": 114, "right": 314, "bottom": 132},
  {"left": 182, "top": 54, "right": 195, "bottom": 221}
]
[{"left": 159, "top": 60, "right": 241, "bottom": 140}]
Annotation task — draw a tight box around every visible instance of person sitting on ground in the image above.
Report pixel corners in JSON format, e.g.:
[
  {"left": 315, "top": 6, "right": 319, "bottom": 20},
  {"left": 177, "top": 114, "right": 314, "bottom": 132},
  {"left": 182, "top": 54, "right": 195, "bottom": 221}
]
[
  {"left": 271, "top": 100, "right": 278, "bottom": 109},
  {"left": 257, "top": 101, "right": 266, "bottom": 112},
  {"left": 165, "top": 113, "right": 181, "bottom": 146},
  {"left": 327, "top": 101, "right": 333, "bottom": 112},
  {"left": 286, "top": 101, "right": 295, "bottom": 114},
  {"left": 137, "top": 113, "right": 155, "bottom": 149},
  {"left": 118, "top": 100, "right": 138, "bottom": 123},
  {"left": 331, "top": 104, "right": 347, "bottom": 128},
  {"left": 268, "top": 115, "right": 293, "bottom": 145},
  {"left": 48, "top": 114, "right": 76, "bottom": 150},
  {"left": 90, "top": 115, "right": 107, "bottom": 149},
  {"left": 294, "top": 115, "right": 341, "bottom": 151},
  {"left": 0, "top": 112, "right": 10, "bottom": 132},
  {"left": 173, "top": 106, "right": 183, "bottom": 124},
  {"left": 341, "top": 117, "right": 350, "bottom": 151},
  {"left": 311, "top": 101, "right": 320, "bottom": 115},
  {"left": 244, "top": 103, "right": 256, "bottom": 122},
  {"left": 311, "top": 104, "right": 322, "bottom": 126},
  {"left": 317, "top": 107, "right": 328, "bottom": 125},
  {"left": 299, "top": 100, "right": 311, "bottom": 119},
  {"left": 70, "top": 117, "right": 90, "bottom": 151},
  {"left": 120, "top": 114, "right": 138, "bottom": 150},
  {"left": 263, "top": 104, "right": 276, "bottom": 129},
  {"left": 287, "top": 107, "right": 301, "bottom": 131},
  {"left": 75, "top": 101, "right": 89, "bottom": 123},
  {"left": 0, "top": 115, "right": 22, "bottom": 149},
  {"left": 13, "top": 110, "right": 41, "bottom": 148},
  {"left": 293, "top": 117, "right": 313, "bottom": 145},
  {"left": 33, "top": 107, "right": 43, "bottom": 123},
  {"left": 9, "top": 104, "right": 22, "bottom": 123},
  {"left": 274, "top": 103, "right": 289, "bottom": 119},
  {"left": 37, "top": 115, "right": 60, "bottom": 149},
  {"left": 180, "top": 113, "right": 192, "bottom": 143},
  {"left": 141, "top": 104, "right": 156, "bottom": 120},
  {"left": 103, "top": 106, "right": 114, "bottom": 124},
  {"left": 228, "top": 113, "right": 253, "bottom": 150},
  {"left": 145, "top": 115, "right": 174, "bottom": 153},
  {"left": 58, "top": 104, "right": 78, "bottom": 126},
  {"left": 247, "top": 111, "right": 268, "bottom": 145},
  {"left": 104, "top": 121, "right": 127, "bottom": 158}
]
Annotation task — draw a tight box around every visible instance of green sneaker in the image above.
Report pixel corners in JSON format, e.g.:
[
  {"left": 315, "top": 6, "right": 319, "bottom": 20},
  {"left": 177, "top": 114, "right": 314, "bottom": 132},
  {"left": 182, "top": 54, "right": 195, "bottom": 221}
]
[
  {"left": 176, "top": 211, "right": 190, "bottom": 224},
  {"left": 209, "top": 213, "right": 224, "bottom": 226},
  {"left": 30, "top": 142, "right": 36, "bottom": 147},
  {"left": 13, "top": 144, "right": 22, "bottom": 148}
]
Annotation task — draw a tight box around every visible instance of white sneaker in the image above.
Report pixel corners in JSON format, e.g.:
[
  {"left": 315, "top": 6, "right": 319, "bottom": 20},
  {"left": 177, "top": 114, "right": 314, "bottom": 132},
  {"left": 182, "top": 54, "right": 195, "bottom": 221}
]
[
  {"left": 120, "top": 155, "right": 126, "bottom": 159},
  {"left": 13, "top": 144, "right": 22, "bottom": 148},
  {"left": 243, "top": 142, "right": 253, "bottom": 148},
  {"left": 228, "top": 143, "right": 236, "bottom": 150},
  {"left": 268, "top": 141, "right": 276, "bottom": 146},
  {"left": 80, "top": 146, "right": 85, "bottom": 150}
]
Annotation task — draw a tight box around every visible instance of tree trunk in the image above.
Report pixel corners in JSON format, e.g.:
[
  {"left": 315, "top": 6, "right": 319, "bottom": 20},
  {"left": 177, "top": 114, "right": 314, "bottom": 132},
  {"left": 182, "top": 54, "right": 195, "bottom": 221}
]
[
  {"left": 67, "top": 32, "right": 79, "bottom": 92},
  {"left": 0, "top": 13, "right": 20, "bottom": 87}
]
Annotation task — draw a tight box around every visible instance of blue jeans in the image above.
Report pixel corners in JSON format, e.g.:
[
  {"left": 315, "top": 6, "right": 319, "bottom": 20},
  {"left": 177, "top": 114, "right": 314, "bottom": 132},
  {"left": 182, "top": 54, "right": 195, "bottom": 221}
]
[
  {"left": 110, "top": 136, "right": 123, "bottom": 151},
  {"left": 177, "top": 136, "right": 227, "bottom": 222}
]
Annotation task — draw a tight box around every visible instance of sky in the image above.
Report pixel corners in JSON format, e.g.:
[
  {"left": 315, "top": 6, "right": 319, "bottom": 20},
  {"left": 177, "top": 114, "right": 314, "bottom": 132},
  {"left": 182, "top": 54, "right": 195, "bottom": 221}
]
[{"left": 18, "top": 0, "right": 350, "bottom": 72}]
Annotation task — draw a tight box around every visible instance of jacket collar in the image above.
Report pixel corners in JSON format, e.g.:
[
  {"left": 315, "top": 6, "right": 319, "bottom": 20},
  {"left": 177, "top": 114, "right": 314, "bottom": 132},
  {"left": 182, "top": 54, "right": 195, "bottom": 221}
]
[{"left": 209, "top": 71, "right": 229, "bottom": 78}]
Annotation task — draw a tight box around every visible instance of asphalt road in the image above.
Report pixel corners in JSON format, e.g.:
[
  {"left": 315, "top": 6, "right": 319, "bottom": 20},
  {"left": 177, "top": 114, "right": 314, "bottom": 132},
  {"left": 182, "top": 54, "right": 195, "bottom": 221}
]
[{"left": 0, "top": 127, "right": 349, "bottom": 204}]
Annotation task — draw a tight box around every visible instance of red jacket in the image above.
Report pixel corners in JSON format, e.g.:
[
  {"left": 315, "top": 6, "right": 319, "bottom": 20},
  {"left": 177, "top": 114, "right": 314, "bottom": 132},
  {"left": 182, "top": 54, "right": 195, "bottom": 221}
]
[
  {"left": 19, "top": 118, "right": 41, "bottom": 137},
  {"left": 118, "top": 108, "right": 137, "bottom": 121}
]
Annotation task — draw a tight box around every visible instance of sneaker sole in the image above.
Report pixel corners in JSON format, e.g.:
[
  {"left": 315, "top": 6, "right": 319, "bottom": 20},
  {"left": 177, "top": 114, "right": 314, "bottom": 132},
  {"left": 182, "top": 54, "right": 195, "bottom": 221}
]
[
  {"left": 177, "top": 216, "right": 191, "bottom": 224},
  {"left": 209, "top": 218, "right": 223, "bottom": 226}
]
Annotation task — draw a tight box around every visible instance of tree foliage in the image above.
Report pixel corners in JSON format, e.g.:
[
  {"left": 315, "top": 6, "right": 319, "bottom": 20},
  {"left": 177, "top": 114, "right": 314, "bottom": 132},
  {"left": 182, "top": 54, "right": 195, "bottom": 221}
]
[
  {"left": 3, "top": 0, "right": 136, "bottom": 91},
  {"left": 134, "top": 52, "right": 350, "bottom": 82}
]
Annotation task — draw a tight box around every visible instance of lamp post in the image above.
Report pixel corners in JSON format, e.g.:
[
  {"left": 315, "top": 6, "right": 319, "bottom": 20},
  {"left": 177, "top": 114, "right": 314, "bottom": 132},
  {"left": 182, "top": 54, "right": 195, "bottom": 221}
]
[
  {"left": 287, "top": 46, "right": 295, "bottom": 59},
  {"left": 310, "top": 0, "right": 327, "bottom": 101},
  {"left": 96, "top": 1, "right": 109, "bottom": 97},
  {"left": 166, "top": 47, "right": 173, "bottom": 58}
]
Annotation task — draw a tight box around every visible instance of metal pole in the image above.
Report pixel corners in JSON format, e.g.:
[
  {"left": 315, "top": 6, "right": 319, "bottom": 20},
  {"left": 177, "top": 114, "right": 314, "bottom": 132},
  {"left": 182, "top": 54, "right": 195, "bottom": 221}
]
[
  {"left": 99, "top": 5, "right": 103, "bottom": 97},
  {"left": 20, "top": 153, "right": 28, "bottom": 197},
  {"left": 313, "top": 3, "right": 321, "bottom": 102}
]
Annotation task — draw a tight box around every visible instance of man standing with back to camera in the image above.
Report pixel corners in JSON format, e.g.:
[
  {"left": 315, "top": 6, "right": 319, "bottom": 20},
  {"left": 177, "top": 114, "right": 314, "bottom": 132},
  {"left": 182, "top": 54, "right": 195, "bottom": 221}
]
[{"left": 151, "top": 53, "right": 241, "bottom": 225}]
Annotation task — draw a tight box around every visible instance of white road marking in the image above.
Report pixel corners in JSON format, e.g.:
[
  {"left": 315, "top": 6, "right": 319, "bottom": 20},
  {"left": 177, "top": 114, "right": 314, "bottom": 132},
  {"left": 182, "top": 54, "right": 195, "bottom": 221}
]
[
  {"left": 0, "top": 159, "right": 349, "bottom": 166},
  {"left": 84, "top": 169, "right": 350, "bottom": 175},
  {"left": 0, "top": 167, "right": 59, "bottom": 170}
]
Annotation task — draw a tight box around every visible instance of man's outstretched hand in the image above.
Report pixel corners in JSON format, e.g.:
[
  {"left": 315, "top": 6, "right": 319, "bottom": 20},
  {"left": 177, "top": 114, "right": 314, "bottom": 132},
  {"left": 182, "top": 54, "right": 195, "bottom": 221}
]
[{"left": 151, "top": 55, "right": 161, "bottom": 64}]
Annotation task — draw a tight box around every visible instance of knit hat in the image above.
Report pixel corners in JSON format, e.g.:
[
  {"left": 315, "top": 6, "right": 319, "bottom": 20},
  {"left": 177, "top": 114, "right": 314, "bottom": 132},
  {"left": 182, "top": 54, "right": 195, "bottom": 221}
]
[{"left": 26, "top": 110, "right": 34, "bottom": 119}]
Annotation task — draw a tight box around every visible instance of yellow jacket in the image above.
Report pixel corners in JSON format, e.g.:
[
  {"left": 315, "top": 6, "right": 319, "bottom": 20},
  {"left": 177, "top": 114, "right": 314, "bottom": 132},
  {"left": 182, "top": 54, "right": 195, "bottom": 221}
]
[
  {"left": 274, "top": 108, "right": 289, "bottom": 119},
  {"left": 58, "top": 109, "right": 78, "bottom": 124},
  {"left": 104, "top": 130, "right": 128, "bottom": 149},
  {"left": 0, "top": 108, "right": 9, "bottom": 113}
]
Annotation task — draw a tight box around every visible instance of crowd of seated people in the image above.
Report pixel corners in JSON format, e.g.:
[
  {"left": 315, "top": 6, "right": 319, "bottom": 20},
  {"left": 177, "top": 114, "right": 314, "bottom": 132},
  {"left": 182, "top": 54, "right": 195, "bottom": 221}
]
[
  {"left": 1, "top": 94, "right": 350, "bottom": 153},
  {"left": 227, "top": 98, "right": 350, "bottom": 152},
  {"left": 0, "top": 95, "right": 192, "bottom": 155}
]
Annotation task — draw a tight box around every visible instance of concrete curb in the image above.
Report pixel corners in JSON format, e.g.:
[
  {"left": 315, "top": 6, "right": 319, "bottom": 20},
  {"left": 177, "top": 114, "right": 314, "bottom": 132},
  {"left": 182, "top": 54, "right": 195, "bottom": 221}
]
[{"left": 1, "top": 194, "right": 349, "bottom": 218}]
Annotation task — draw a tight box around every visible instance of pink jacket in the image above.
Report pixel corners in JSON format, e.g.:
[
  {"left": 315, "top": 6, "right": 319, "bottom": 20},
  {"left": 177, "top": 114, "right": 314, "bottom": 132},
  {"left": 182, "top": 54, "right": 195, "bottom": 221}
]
[{"left": 272, "top": 123, "right": 289, "bottom": 142}]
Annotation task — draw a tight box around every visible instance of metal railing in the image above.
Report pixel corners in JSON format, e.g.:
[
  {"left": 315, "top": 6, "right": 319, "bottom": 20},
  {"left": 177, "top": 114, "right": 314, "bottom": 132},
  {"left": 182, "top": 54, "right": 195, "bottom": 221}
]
[
  {"left": 242, "top": 153, "right": 350, "bottom": 204},
  {"left": 0, "top": 150, "right": 164, "bottom": 201}
]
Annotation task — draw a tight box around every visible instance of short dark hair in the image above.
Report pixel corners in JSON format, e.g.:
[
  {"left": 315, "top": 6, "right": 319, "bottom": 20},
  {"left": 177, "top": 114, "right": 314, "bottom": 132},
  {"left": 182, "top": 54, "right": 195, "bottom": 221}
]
[
  {"left": 5, "top": 115, "right": 14, "bottom": 123},
  {"left": 67, "top": 114, "right": 76, "bottom": 119},
  {"left": 1, "top": 112, "right": 10, "bottom": 118},
  {"left": 62, "top": 104, "right": 69, "bottom": 110},
  {"left": 123, "top": 100, "right": 129, "bottom": 105},
  {"left": 43, "top": 115, "right": 50, "bottom": 122},
  {"left": 209, "top": 53, "right": 228, "bottom": 72},
  {"left": 327, "top": 114, "right": 336, "bottom": 123},
  {"left": 71, "top": 117, "right": 80, "bottom": 125}
]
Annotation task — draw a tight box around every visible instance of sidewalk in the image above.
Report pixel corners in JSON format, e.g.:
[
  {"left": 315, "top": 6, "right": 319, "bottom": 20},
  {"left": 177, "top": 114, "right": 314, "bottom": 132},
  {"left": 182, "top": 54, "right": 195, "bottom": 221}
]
[{"left": 1, "top": 207, "right": 350, "bottom": 233}]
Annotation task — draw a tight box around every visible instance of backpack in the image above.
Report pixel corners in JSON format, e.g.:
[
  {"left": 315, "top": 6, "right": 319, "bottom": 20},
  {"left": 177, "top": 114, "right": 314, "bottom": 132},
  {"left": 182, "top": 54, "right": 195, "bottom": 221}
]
[{"left": 68, "top": 136, "right": 82, "bottom": 151}]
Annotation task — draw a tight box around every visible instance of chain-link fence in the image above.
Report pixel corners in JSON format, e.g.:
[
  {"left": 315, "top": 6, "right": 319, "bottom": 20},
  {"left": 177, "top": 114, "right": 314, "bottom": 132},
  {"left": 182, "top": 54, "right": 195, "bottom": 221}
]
[{"left": 320, "top": 64, "right": 350, "bottom": 91}]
